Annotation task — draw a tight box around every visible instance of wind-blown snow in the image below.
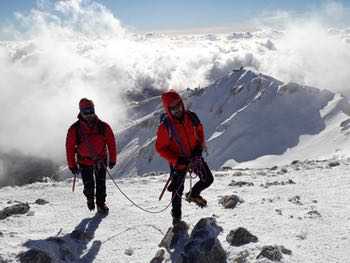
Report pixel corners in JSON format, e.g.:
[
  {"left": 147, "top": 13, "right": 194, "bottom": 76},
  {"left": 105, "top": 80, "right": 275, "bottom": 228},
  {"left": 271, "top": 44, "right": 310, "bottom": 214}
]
[{"left": 1, "top": 0, "right": 350, "bottom": 165}]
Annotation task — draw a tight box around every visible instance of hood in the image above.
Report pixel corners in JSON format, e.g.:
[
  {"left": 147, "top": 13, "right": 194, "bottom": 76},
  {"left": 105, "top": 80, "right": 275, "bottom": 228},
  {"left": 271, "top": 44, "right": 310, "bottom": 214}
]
[{"left": 161, "top": 90, "right": 185, "bottom": 120}]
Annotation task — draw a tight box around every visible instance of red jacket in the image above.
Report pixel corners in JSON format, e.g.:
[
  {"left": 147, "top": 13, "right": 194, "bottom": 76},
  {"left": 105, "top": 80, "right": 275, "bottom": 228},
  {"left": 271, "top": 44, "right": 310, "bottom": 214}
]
[
  {"left": 155, "top": 91, "right": 205, "bottom": 170},
  {"left": 66, "top": 115, "right": 117, "bottom": 168}
]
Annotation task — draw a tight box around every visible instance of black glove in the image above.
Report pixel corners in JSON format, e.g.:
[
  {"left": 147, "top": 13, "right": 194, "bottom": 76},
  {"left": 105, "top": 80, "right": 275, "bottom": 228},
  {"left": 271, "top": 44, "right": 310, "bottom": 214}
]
[
  {"left": 70, "top": 166, "right": 79, "bottom": 175},
  {"left": 192, "top": 145, "right": 203, "bottom": 157},
  {"left": 176, "top": 156, "right": 190, "bottom": 166},
  {"left": 109, "top": 161, "right": 116, "bottom": 169}
]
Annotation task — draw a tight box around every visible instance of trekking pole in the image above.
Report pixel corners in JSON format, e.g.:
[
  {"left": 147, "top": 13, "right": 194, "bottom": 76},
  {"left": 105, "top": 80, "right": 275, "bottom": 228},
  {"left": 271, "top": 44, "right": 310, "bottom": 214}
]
[
  {"left": 72, "top": 172, "right": 77, "bottom": 192},
  {"left": 159, "top": 174, "right": 172, "bottom": 201}
]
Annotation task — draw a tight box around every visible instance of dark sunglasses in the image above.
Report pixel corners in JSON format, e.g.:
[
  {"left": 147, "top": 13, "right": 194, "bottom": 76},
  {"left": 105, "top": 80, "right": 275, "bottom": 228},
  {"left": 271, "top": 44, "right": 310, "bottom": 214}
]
[
  {"left": 169, "top": 102, "right": 182, "bottom": 114},
  {"left": 81, "top": 107, "right": 95, "bottom": 115}
]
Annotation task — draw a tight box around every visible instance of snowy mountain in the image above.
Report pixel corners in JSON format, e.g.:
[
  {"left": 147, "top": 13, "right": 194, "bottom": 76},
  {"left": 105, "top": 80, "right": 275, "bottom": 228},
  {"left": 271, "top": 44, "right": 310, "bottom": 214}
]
[{"left": 115, "top": 69, "right": 350, "bottom": 176}]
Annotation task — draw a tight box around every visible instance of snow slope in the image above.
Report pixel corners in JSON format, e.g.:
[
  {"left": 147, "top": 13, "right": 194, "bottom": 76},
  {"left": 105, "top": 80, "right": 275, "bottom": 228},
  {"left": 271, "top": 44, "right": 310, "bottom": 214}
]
[
  {"left": 115, "top": 69, "right": 350, "bottom": 176},
  {"left": 1, "top": 159, "right": 350, "bottom": 262}
]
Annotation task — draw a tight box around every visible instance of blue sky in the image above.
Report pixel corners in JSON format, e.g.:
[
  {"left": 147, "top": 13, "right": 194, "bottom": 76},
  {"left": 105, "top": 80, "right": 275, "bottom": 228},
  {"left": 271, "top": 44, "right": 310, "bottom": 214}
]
[{"left": 0, "top": 0, "right": 349, "bottom": 31}]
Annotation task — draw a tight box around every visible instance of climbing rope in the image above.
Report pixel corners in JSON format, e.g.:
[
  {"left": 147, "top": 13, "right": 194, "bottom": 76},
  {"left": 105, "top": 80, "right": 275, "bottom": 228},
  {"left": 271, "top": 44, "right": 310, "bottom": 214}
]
[{"left": 105, "top": 166, "right": 187, "bottom": 214}]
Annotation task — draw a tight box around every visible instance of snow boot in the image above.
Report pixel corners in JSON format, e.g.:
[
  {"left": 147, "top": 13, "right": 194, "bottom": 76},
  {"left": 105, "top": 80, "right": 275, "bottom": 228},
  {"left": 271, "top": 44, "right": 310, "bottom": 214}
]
[
  {"left": 97, "top": 203, "right": 109, "bottom": 215},
  {"left": 185, "top": 192, "right": 207, "bottom": 208},
  {"left": 87, "top": 198, "right": 95, "bottom": 211}
]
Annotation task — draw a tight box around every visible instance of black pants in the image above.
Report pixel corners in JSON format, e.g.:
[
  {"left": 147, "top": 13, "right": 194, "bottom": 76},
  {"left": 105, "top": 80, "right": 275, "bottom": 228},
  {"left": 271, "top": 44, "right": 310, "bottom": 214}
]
[
  {"left": 170, "top": 159, "right": 214, "bottom": 219},
  {"left": 190, "top": 159, "right": 214, "bottom": 197},
  {"left": 80, "top": 164, "right": 107, "bottom": 206}
]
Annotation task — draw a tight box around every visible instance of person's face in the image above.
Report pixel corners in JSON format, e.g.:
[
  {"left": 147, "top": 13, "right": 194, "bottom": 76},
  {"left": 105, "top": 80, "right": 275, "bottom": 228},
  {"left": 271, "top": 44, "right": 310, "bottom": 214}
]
[
  {"left": 169, "top": 101, "right": 184, "bottom": 120},
  {"left": 80, "top": 107, "right": 96, "bottom": 122}
]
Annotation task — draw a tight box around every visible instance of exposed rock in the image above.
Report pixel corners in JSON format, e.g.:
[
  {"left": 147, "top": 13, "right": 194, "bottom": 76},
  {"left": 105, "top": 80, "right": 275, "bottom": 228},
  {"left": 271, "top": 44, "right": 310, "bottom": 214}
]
[
  {"left": 226, "top": 227, "right": 258, "bottom": 246},
  {"left": 159, "top": 221, "right": 189, "bottom": 263},
  {"left": 288, "top": 195, "right": 303, "bottom": 205},
  {"left": 17, "top": 249, "right": 52, "bottom": 263},
  {"left": 228, "top": 180, "right": 254, "bottom": 187},
  {"left": 232, "top": 250, "right": 249, "bottom": 263},
  {"left": 256, "top": 245, "right": 292, "bottom": 261},
  {"left": 296, "top": 232, "right": 307, "bottom": 240},
  {"left": 291, "top": 160, "right": 300, "bottom": 165},
  {"left": 305, "top": 210, "right": 322, "bottom": 218},
  {"left": 26, "top": 211, "right": 35, "bottom": 217},
  {"left": 0, "top": 203, "right": 30, "bottom": 220},
  {"left": 256, "top": 246, "right": 282, "bottom": 261},
  {"left": 150, "top": 249, "right": 166, "bottom": 263},
  {"left": 124, "top": 248, "right": 134, "bottom": 256},
  {"left": 278, "top": 168, "right": 288, "bottom": 174},
  {"left": 219, "top": 195, "right": 243, "bottom": 209},
  {"left": 35, "top": 199, "right": 49, "bottom": 205},
  {"left": 232, "top": 171, "right": 243, "bottom": 176},
  {"left": 270, "top": 166, "right": 278, "bottom": 171},
  {"left": 261, "top": 179, "right": 295, "bottom": 188},
  {"left": 275, "top": 209, "right": 282, "bottom": 215},
  {"left": 183, "top": 217, "right": 226, "bottom": 263},
  {"left": 329, "top": 161, "right": 340, "bottom": 167},
  {"left": 158, "top": 218, "right": 226, "bottom": 263}
]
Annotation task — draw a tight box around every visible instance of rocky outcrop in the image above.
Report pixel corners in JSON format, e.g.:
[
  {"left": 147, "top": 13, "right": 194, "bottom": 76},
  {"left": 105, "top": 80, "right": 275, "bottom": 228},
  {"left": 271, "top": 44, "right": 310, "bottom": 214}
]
[
  {"left": 157, "top": 217, "right": 226, "bottom": 263},
  {"left": 0, "top": 203, "right": 30, "bottom": 220},
  {"left": 226, "top": 227, "right": 258, "bottom": 246}
]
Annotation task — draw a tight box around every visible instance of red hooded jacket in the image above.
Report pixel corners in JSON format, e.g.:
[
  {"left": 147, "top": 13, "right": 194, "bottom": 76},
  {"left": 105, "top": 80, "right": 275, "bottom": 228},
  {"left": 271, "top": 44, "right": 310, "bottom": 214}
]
[
  {"left": 155, "top": 91, "right": 205, "bottom": 171},
  {"left": 66, "top": 115, "right": 117, "bottom": 168}
]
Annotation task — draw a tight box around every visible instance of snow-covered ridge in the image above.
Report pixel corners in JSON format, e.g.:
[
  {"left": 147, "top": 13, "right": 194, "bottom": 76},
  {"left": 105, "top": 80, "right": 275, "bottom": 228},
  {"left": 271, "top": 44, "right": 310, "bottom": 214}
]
[{"left": 114, "top": 69, "right": 350, "bottom": 177}]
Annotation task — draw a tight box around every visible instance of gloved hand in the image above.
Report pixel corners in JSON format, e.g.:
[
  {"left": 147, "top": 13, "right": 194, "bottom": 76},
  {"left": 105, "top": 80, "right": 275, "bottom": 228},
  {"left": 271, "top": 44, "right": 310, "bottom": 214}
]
[
  {"left": 108, "top": 161, "right": 116, "bottom": 169},
  {"left": 176, "top": 156, "right": 190, "bottom": 166},
  {"left": 191, "top": 145, "right": 203, "bottom": 157},
  {"left": 70, "top": 166, "right": 79, "bottom": 175}
]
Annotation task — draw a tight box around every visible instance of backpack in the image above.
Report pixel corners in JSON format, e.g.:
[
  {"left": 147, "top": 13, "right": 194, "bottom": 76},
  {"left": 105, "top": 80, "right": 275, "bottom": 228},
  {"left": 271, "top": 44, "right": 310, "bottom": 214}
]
[
  {"left": 73, "top": 120, "right": 106, "bottom": 145},
  {"left": 159, "top": 111, "right": 201, "bottom": 152}
]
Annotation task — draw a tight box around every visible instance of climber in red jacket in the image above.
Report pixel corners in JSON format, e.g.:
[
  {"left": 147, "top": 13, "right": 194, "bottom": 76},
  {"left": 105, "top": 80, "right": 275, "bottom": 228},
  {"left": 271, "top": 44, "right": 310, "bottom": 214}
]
[
  {"left": 66, "top": 98, "right": 117, "bottom": 214},
  {"left": 155, "top": 90, "right": 214, "bottom": 226}
]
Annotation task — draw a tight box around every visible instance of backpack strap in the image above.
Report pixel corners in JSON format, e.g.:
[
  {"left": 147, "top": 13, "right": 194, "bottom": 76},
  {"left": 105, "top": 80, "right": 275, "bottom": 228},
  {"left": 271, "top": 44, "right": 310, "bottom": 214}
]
[
  {"left": 187, "top": 111, "right": 201, "bottom": 127},
  {"left": 159, "top": 111, "right": 202, "bottom": 155},
  {"left": 160, "top": 113, "right": 185, "bottom": 156}
]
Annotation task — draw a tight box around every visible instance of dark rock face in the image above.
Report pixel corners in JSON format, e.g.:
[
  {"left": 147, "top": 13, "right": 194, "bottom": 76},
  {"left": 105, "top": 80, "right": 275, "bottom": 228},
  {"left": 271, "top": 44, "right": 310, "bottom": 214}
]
[
  {"left": 261, "top": 179, "right": 296, "bottom": 188},
  {"left": 256, "top": 245, "right": 292, "bottom": 261},
  {"left": 157, "top": 218, "right": 226, "bottom": 263},
  {"left": 288, "top": 195, "right": 303, "bottom": 205},
  {"left": 0, "top": 203, "right": 30, "bottom": 220},
  {"left": 17, "top": 249, "right": 52, "bottom": 263},
  {"left": 228, "top": 180, "right": 254, "bottom": 187},
  {"left": 329, "top": 161, "right": 340, "bottom": 167},
  {"left": 226, "top": 227, "right": 258, "bottom": 246},
  {"left": 183, "top": 218, "right": 226, "bottom": 263},
  {"left": 219, "top": 195, "right": 242, "bottom": 209},
  {"left": 149, "top": 249, "right": 165, "bottom": 263},
  {"left": 305, "top": 210, "right": 322, "bottom": 218},
  {"left": 35, "top": 199, "right": 49, "bottom": 205}
]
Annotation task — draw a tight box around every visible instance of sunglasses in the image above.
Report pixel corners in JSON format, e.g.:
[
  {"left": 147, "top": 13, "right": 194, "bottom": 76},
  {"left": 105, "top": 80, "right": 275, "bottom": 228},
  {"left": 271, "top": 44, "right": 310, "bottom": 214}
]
[
  {"left": 169, "top": 102, "right": 183, "bottom": 115},
  {"left": 81, "top": 107, "right": 95, "bottom": 115}
]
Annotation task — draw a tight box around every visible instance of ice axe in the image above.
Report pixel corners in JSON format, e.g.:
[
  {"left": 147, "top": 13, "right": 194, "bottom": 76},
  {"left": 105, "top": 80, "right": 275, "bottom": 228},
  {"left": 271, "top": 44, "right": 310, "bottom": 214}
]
[
  {"left": 71, "top": 169, "right": 80, "bottom": 192},
  {"left": 159, "top": 175, "right": 172, "bottom": 201},
  {"left": 72, "top": 172, "right": 77, "bottom": 192}
]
